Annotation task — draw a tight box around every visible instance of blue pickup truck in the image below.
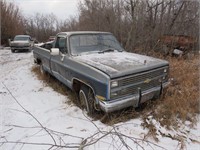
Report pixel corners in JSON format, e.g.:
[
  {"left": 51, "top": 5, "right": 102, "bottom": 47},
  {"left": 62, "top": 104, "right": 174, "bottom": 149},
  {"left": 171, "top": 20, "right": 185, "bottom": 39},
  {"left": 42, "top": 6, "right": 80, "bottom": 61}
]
[{"left": 33, "top": 31, "right": 169, "bottom": 114}]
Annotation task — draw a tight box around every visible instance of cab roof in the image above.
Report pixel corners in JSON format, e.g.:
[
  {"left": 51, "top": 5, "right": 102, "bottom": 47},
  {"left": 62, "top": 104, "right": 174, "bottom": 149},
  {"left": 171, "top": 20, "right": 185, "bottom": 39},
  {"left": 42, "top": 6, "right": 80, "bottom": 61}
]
[{"left": 57, "top": 31, "right": 112, "bottom": 37}]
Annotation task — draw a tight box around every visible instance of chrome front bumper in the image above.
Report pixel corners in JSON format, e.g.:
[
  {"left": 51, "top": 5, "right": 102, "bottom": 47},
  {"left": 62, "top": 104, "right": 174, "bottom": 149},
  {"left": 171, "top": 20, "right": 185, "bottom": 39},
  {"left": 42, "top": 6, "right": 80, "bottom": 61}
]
[{"left": 99, "top": 82, "right": 170, "bottom": 113}]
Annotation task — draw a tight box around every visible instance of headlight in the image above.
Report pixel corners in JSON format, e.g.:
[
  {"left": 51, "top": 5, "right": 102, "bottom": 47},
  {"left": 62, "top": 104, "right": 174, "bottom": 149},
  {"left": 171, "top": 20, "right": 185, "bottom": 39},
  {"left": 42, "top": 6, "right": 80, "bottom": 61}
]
[
  {"left": 111, "top": 81, "right": 118, "bottom": 88},
  {"left": 164, "top": 69, "right": 167, "bottom": 73}
]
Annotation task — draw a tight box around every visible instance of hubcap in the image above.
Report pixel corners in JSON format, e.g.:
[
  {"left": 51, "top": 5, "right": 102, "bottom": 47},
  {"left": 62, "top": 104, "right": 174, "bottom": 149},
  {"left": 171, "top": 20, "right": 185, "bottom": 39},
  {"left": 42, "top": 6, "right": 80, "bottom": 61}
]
[
  {"left": 79, "top": 90, "right": 89, "bottom": 112},
  {"left": 40, "top": 65, "right": 44, "bottom": 74}
]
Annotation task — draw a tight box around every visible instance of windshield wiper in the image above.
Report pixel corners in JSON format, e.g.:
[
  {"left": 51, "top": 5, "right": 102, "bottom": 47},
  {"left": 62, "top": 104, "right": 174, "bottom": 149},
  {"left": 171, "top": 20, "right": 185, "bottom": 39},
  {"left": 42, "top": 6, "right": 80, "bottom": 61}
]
[
  {"left": 99, "top": 48, "right": 123, "bottom": 53},
  {"left": 98, "top": 48, "right": 115, "bottom": 53}
]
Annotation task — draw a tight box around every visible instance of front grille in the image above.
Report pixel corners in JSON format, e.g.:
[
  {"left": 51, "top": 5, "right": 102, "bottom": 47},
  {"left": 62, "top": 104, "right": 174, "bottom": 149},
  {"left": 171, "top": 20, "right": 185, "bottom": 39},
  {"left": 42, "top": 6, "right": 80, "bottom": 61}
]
[
  {"left": 110, "top": 66, "right": 168, "bottom": 99},
  {"left": 119, "top": 68, "right": 165, "bottom": 86},
  {"left": 12, "top": 45, "right": 29, "bottom": 48}
]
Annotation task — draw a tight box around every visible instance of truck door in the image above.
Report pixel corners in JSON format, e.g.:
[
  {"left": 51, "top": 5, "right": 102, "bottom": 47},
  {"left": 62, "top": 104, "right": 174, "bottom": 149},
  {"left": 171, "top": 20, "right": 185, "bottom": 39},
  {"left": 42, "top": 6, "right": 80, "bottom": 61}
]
[{"left": 50, "top": 35, "right": 71, "bottom": 87}]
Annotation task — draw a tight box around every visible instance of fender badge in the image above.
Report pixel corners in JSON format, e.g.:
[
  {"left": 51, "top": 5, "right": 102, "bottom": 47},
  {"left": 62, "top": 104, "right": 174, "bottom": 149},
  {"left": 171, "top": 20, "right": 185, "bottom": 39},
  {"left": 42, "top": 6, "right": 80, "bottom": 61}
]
[{"left": 144, "top": 78, "right": 151, "bottom": 84}]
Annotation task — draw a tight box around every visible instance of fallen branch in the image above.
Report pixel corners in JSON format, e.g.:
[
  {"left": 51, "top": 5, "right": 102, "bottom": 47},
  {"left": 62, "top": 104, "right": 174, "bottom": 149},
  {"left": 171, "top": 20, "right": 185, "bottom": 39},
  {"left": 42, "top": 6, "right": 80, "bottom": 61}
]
[
  {"left": 2, "top": 82, "right": 57, "bottom": 145},
  {"left": 0, "top": 141, "right": 80, "bottom": 149},
  {"left": 1, "top": 82, "right": 171, "bottom": 150},
  {"left": 80, "top": 111, "right": 167, "bottom": 150}
]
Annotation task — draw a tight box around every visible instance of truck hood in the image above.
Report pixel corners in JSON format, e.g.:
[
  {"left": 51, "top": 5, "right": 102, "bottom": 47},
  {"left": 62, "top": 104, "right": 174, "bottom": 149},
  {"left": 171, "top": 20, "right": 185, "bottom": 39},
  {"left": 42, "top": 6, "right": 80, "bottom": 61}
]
[{"left": 74, "top": 51, "right": 169, "bottom": 78}]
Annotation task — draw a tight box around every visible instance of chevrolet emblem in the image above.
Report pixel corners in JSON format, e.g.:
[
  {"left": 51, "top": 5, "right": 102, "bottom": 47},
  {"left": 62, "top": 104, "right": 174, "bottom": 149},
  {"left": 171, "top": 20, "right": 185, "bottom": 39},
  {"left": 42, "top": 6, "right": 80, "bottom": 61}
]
[{"left": 144, "top": 78, "right": 151, "bottom": 83}]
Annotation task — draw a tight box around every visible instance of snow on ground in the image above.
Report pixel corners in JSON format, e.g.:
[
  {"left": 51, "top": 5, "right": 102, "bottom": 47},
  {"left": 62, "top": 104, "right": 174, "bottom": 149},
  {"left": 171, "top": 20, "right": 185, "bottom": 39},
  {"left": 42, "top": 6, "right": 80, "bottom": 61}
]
[{"left": 0, "top": 49, "right": 200, "bottom": 150}]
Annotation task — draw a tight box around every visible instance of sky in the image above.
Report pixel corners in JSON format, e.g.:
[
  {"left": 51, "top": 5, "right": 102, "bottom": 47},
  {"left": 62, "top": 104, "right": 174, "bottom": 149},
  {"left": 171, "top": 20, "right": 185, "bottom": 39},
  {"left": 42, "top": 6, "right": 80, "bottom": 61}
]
[{"left": 10, "top": 0, "right": 81, "bottom": 20}]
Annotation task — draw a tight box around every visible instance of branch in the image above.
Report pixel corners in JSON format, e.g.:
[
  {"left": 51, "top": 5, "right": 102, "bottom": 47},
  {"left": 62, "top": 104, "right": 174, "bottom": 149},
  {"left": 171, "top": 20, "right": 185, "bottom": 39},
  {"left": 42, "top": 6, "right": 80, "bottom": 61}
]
[
  {"left": 1, "top": 82, "right": 169, "bottom": 150},
  {"left": 81, "top": 111, "right": 166, "bottom": 150},
  {"left": 2, "top": 82, "right": 57, "bottom": 145},
  {"left": 168, "top": 1, "right": 186, "bottom": 31},
  {"left": 6, "top": 124, "right": 84, "bottom": 139},
  {"left": 0, "top": 141, "right": 79, "bottom": 149},
  {"left": 113, "top": 127, "right": 134, "bottom": 150}
]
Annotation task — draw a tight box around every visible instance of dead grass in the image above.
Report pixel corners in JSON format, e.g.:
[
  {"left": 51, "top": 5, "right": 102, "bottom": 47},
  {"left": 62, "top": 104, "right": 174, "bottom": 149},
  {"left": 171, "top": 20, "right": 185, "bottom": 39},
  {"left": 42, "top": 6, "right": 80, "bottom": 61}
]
[
  {"left": 154, "top": 56, "right": 199, "bottom": 125},
  {"left": 31, "top": 55, "right": 200, "bottom": 139},
  {"left": 139, "top": 54, "right": 200, "bottom": 141},
  {"left": 31, "top": 66, "right": 79, "bottom": 106}
]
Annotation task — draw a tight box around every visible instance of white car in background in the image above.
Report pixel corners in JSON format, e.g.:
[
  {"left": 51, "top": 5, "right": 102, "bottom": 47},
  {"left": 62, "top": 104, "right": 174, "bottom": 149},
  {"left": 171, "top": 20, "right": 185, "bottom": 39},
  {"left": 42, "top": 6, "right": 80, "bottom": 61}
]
[{"left": 10, "top": 35, "right": 33, "bottom": 53}]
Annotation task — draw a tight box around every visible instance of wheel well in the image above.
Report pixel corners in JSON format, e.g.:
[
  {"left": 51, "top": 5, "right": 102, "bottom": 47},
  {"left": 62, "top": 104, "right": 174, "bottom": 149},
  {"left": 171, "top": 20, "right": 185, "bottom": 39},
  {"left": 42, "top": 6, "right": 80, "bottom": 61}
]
[
  {"left": 72, "top": 79, "right": 95, "bottom": 95},
  {"left": 36, "top": 58, "right": 41, "bottom": 64},
  {"left": 72, "top": 79, "right": 82, "bottom": 93},
  {"left": 73, "top": 79, "right": 100, "bottom": 112}
]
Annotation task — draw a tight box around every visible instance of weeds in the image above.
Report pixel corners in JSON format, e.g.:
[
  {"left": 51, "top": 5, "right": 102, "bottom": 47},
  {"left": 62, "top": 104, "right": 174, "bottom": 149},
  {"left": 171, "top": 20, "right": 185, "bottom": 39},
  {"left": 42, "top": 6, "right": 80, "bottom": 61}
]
[
  {"left": 141, "top": 54, "right": 200, "bottom": 140},
  {"left": 31, "top": 66, "right": 78, "bottom": 105},
  {"left": 156, "top": 56, "right": 199, "bottom": 123}
]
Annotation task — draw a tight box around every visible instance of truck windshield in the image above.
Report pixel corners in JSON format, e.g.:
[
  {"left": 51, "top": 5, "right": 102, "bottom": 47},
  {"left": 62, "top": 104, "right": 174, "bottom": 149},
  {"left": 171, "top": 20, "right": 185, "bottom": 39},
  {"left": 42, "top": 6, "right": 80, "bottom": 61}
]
[
  {"left": 14, "top": 36, "right": 30, "bottom": 41},
  {"left": 69, "top": 34, "right": 124, "bottom": 55}
]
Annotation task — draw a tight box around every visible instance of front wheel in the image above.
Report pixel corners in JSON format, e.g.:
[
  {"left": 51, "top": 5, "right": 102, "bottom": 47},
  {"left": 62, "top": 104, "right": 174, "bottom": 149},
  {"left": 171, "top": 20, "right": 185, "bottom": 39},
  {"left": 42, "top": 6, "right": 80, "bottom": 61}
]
[{"left": 79, "top": 85, "right": 95, "bottom": 115}]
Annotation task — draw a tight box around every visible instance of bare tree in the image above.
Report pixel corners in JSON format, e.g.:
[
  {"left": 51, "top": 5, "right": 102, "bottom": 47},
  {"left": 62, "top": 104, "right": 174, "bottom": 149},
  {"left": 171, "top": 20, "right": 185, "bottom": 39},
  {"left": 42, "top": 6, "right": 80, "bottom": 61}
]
[
  {"left": 1, "top": 0, "right": 198, "bottom": 51},
  {"left": 25, "top": 13, "right": 58, "bottom": 42},
  {"left": 75, "top": 0, "right": 199, "bottom": 52},
  {"left": 1, "top": 0, "right": 25, "bottom": 45}
]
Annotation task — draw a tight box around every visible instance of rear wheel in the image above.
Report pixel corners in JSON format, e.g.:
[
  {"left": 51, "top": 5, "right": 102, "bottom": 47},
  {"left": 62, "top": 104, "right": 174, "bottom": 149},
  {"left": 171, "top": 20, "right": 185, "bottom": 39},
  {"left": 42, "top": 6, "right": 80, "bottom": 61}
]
[
  {"left": 40, "top": 64, "right": 46, "bottom": 75},
  {"left": 79, "top": 85, "right": 95, "bottom": 115}
]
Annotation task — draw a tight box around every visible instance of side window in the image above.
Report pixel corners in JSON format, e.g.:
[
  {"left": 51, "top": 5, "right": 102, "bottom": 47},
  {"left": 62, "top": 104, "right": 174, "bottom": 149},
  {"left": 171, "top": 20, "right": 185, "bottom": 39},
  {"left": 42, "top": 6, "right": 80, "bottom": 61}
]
[{"left": 55, "top": 37, "right": 67, "bottom": 54}]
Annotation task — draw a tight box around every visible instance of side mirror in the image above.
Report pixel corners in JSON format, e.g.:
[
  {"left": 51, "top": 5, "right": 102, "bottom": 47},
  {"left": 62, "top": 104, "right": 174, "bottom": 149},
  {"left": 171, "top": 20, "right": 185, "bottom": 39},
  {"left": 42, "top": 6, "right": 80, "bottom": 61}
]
[{"left": 51, "top": 48, "right": 59, "bottom": 56}]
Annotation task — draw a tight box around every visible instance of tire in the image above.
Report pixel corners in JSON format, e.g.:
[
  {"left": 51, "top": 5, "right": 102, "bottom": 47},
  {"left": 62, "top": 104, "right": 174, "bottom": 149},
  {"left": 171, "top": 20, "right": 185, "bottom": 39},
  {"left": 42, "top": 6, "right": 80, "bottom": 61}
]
[
  {"left": 40, "top": 64, "right": 46, "bottom": 75},
  {"left": 79, "top": 85, "right": 95, "bottom": 115},
  {"left": 11, "top": 49, "right": 15, "bottom": 53}
]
